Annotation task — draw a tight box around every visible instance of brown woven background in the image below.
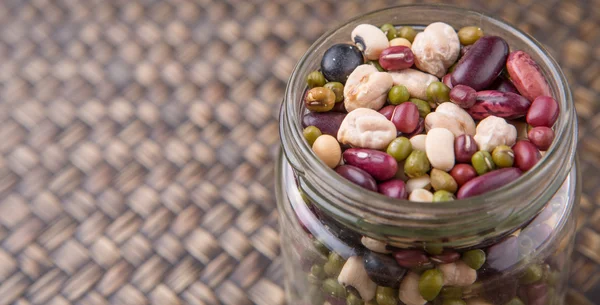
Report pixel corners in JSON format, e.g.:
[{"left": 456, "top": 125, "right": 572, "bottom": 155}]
[{"left": 0, "top": 0, "right": 598, "bottom": 304}]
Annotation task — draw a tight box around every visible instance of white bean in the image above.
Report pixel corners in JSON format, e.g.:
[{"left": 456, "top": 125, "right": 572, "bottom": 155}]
[
  {"left": 389, "top": 68, "right": 439, "bottom": 101},
  {"left": 338, "top": 108, "right": 397, "bottom": 150},
  {"left": 409, "top": 134, "right": 427, "bottom": 151},
  {"left": 361, "top": 236, "right": 391, "bottom": 254},
  {"left": 425, "top": 102, "right": 476, "bottom": 137},
  {"left": 474, "top": 116, "right": 517, "bottom": 152},
  {"left": 411, "top": 22, "right": 460, "bottom": 78},
  {"left": 425, "top": 128, "right": 455, "bottom": 171},
  {"left": 352, "top": 24, "right": 389, "bottom": 60},
  {"left": 399, "top": 272, "right": 427, "bottom": 305},
  {"left": 408, "top": 188, "right": 434, "bottom": 202},
  {"left": 439, "top": 260, "right": 477, "bottom": 287},
  {"left": 406, "top": 174, "right": 431, "bottom": 193},
  {"left": 344, "top": 65, "right": 393, "bottom": 112}
]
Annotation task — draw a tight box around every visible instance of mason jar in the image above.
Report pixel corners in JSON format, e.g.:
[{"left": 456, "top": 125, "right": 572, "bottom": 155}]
[{"left": 276, "top": 5, "right": 579, "bottom": 305}]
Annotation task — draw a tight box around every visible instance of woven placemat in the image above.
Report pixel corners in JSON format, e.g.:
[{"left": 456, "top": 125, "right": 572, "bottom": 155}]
[{"left": 0, "top": 0, "right": 598, "bottom": 304}]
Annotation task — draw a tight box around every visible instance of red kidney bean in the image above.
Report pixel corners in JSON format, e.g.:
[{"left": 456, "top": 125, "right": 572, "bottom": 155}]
[
  {"left": 450, "top": 164, "right": 477, "bottom": 187},
  {"left": 521, "top": 223, "right": 552, "bottom": 251},
  {"left": 331, "top": 101, "right": 347, "bottom": 113},
  {"left": 460, "top": 45, "right": 472, "bottom": 58},
  {"left": 379, "top": 46, "right": 414, "bottom": 71},
  {"left": 527, "top": 126, "right": 554, "bottom": 150},
  {"left": 379, "top": 105, "right": 395, "bottom": 120},
  {"left": 506, "top": 51, "right": 552, "bottom": 102},
  {"left": 343, "top": 148, "right": 398, "bottom": 181},
  {"left": 442, "top": 73, "right": 453, "bottom": 89},
  {"left": 302, "top": 112, "right": 346, "bottom": 136},
  {"left": 468, "top": 90, "right": 531, "bottom": 120},
  {"left": 526, "top": 96, "right": 559, "bottom": 127},
  {"left": 489, "top": 76, "right": 519, "bottom": 94},
  {"left": 378, "top": 179, "right": 408, "bottom": 199},
  {"left": 456, "top": 167, "right": 522, "bottom": 199},
  {"left": 520, "top": 283, "right": 548, "bottom": 305},
  {"left": 430, "top": 249, "right": 460, "bottom": 264},
  {"left": 393, "top": 249, "right": 430, "bottom": 268},
  {"left": 451, "top": 36, "right": 509, "bottom": 90},
  {"left": 403, "top": 117, "right": 424, "bottom": 138},
  {"left": 391, "top": 102, "right": 420, "bottom": 133},
  {"left": 485, "top": 235, "right": 519, "bottom": 272},
  {"left": 335, "top": 165, "right": 377, "bottom": 192},
  {"left": 449, "top": 84, "right": 477, "bottom": 108},
  {"left": 454, "top": 134, "right": 478, "bottom": 163},
  {"left": 512, "top": 140, "right": 542, "bottom": 171}
]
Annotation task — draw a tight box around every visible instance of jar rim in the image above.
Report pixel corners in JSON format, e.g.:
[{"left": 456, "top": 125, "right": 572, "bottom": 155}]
[{"left": 280, "top": 4, "right": 576, "bottom": 238}]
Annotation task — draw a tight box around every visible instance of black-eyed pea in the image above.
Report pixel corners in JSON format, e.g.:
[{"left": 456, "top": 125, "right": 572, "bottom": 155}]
[
  {"left": 312, "top": 134, "right": 341, "bottom": 168},
  {"left": 337, "top": 256, "right": 377, "bottom": 301},
  {"left": 352, "top": 24, "right": 390, "bottom": 60}
]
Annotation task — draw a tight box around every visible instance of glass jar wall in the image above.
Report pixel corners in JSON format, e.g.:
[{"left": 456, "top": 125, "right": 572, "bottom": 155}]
[{"left": 276, "top": 5, "right": 579, "bottom": 305}]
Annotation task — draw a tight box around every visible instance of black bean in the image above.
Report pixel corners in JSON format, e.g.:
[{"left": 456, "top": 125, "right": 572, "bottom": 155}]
[
  {"left": 363, "top": 251, "right": 407, "bottom": 288},
  {"left": 321, "top": 44, "right": 365, "bottom": 83}
]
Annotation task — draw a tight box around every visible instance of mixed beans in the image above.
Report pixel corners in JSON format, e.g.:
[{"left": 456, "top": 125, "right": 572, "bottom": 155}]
[
  {"left": 302, "top": 22, "right": 558, "bottom": 201},
  {"left": 293, "top": 21, "right": 567, "bottom": 305}
]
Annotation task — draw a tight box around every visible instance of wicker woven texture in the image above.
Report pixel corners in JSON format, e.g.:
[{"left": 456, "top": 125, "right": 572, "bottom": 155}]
[{"left": 0, "top": 0, "right": 597, "bottom": 304}]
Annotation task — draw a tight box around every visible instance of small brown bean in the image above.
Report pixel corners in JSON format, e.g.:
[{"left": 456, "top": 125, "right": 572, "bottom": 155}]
[
  {"left": 392, "top": 102, "right": 420, "bottom": 133},
  {"left": 512, "top": 140, "right": 542, "bottom": 171},
  {"left": 431, "top": 249, "right": 461, "bottom": 264},
  {"left": 450, "top": 85, "right": 477, "bottom": 108},
  {"left": 454, "top": 134, "right": 478, "bottom": 163},
  {"left": 450, "top": 164, "right": 477, "bottom": 187},
  {"left": 527, "top": 127, "right": 554, "bottom": 151},
  {"left": 379, "top": 105, "right": 395, "bottom": 120},
  {"left": 393, "top": 249, "right": 430, "bottom": 268},
  {"left": 379, "top": 46, "right": 415, "bottom": 71},
  {"left": 526, "top": 96, "right": 559, "bottom": 127}
]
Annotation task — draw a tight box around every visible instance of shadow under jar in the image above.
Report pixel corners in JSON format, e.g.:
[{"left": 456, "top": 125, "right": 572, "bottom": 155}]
[{"left": 276, "top": 5, "right": 579, "bottom": 305}]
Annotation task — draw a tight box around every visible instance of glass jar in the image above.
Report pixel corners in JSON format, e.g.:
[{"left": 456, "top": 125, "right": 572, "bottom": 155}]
[{"left": 276, "top": 5, "right": 579, "bottom": 305}]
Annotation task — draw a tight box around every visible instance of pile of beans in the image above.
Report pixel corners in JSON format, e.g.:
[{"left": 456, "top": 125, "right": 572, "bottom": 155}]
[
  {"left": 297, "top": 22, "right": 564, "bottom": 305},
  {"left": 302, "top": 22, "right": 558, "bottom": 202}
]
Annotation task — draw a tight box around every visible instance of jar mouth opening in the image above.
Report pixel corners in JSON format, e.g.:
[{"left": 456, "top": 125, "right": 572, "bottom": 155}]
[{"left": 281, "top": 4, "right": 576, "bottom": 222}]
